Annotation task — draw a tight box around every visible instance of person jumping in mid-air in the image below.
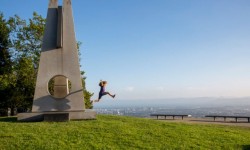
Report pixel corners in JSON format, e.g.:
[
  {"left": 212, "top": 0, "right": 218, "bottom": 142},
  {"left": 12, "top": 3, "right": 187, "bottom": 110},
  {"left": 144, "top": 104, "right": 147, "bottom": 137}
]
[{"left": 93, "top": 80, "right": 115, "bottom": 103}]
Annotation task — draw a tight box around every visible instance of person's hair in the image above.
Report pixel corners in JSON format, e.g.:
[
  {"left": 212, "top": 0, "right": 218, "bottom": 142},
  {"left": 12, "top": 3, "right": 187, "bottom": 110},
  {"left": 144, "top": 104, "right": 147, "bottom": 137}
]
[{"left": 99, "top": 81, "right": 107, "bottom": 86}]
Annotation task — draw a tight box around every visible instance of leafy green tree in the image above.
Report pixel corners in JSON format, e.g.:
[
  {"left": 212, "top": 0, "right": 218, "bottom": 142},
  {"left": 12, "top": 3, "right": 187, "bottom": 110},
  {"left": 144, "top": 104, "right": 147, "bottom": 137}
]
[
  {"left": 8, "top": 12, "right": 45, "bottom": 68},
  {"left": 77, "top": 42, "right": 93, "bottom": 109},
  {"left": 0, "top": 13, "right": 13, "bottom": 89},
  {"left": 2, "top": 12, "right": 45, "bottom": 115},
  {"left": 0, "top": 13, "right": 13, "bottom": 116},
  {"left": 81, "top": 71, "right": 94, "bottom": 109},
  {"left": 9, "top": 57, "right": 35, "bottom": 115},
  {"left": 0, "top": 14, "right": 12, "bottom": 75}
]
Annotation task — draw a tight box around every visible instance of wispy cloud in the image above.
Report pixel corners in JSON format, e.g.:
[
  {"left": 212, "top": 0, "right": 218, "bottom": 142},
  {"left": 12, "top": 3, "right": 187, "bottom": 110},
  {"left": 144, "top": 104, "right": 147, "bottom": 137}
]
[
  {"left": 125, "top": 86, "right": 135, "bottom": 92},
  {"left": 156, "top": 86, "right": 165, "bottom": 91}
]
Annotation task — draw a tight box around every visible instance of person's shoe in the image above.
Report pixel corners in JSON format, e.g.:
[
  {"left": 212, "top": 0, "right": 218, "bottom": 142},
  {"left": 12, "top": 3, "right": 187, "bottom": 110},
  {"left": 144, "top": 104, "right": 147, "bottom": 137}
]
[{"left": 113, "top": 94, "right": 116, "bottom": 98}]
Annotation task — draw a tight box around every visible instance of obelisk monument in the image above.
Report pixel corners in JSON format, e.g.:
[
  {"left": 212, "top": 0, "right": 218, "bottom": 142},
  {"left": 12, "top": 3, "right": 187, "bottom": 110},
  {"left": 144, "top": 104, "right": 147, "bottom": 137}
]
[{"left": 18, "top": 0, "right": 96, "bottom": 121}]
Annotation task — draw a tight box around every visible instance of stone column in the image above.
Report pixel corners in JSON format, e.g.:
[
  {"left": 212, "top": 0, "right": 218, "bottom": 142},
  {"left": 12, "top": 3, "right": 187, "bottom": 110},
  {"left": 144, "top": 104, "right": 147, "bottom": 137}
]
[
  {"left": 32, "top": 0, "right": 85, "bottom": 112},
  {"left": 18, "top": 0, "right": 96, "bottom": 121}
]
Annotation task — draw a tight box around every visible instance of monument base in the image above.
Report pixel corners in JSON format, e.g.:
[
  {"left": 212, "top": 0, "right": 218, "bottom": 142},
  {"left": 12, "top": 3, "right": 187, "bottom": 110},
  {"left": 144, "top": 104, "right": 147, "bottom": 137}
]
[{"left": 17, "top": 109, "right": 96, "bottom": 122}]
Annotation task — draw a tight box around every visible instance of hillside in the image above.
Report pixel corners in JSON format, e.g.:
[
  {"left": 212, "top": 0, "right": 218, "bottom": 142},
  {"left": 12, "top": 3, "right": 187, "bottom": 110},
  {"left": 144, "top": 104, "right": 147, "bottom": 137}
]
[{"left": 0, "top": 115, "right": 250, "bottom": 149}]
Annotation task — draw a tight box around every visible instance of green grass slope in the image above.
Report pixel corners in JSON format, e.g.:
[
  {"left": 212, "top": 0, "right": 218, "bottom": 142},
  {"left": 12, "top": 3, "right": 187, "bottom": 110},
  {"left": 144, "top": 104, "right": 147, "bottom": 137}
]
[{"left": 0, "top": 115, "right": 250, "bottom": 150}]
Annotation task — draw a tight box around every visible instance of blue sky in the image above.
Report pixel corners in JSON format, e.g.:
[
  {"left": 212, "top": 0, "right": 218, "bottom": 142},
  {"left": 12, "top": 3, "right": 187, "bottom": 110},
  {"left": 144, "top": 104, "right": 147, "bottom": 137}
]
[{"left": 1, "top": 0, "right": 250, "bottom": 103}]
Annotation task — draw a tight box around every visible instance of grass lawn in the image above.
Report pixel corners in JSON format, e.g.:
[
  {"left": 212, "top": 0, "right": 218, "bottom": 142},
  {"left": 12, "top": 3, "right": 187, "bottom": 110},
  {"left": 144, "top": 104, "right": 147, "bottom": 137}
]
[{"left": 0, "top": 115, "right": 250, "bottom": 149}]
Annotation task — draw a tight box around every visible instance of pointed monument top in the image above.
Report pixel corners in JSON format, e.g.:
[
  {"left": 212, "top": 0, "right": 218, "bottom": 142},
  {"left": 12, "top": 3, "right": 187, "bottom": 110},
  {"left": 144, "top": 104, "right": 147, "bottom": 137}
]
[
  {"left": 63, "top": 0, "right": 72, "bottom": 6},
  {"left": 49, "top": 0, "right": 58, "bottom": 8}
]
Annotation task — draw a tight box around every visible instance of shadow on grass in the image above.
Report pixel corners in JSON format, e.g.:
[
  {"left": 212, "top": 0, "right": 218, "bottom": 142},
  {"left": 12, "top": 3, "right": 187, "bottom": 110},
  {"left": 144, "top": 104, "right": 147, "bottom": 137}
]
[
  {"left": 242, "top": 145, "right": 250, "bottom": 150},
  {"left": 0, "top": 117, "right": 17, "bottom": 122},
  {"left": 189, "top": 119, "right": 250, "bottom": 124}
]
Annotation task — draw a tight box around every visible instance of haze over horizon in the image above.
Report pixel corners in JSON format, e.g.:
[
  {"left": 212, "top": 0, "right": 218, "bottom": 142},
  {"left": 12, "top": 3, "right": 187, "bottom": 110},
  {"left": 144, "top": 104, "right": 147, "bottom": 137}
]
[
  {"left": 1, "top": 0, "right": 250, "bottom": 102},
  {"left": 93, "top": 97, "right": 250, "bottom": 108}
]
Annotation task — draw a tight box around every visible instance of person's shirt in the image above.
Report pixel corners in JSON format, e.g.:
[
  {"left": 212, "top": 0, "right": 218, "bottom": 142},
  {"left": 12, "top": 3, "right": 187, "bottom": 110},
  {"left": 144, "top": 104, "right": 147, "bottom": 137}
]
[{"left": 99, "top": 85, "right": 105, "bottom": 93}]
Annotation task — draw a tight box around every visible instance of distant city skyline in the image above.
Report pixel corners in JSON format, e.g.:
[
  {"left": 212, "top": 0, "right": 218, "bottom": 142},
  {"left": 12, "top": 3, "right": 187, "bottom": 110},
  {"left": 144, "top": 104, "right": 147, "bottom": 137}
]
[{"left": 1, "top": 0, "right": 250, "bottom": 102}]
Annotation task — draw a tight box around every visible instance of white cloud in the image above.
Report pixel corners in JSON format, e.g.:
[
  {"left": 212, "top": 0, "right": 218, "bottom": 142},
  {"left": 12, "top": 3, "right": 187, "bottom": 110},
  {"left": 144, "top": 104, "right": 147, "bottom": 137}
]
[
  {"left": 156, "top": 86, "right": 165, "bottom": 91},
  {"left": 125, "top": 86, "right": 135, "bottom": 92}
]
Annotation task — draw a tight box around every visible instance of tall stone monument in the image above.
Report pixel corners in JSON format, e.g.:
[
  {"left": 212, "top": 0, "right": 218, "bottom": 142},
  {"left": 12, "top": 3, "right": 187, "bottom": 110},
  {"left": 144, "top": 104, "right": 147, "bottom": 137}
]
[{"left": 18, "top": 0, "right": 96, "bottom": 121}]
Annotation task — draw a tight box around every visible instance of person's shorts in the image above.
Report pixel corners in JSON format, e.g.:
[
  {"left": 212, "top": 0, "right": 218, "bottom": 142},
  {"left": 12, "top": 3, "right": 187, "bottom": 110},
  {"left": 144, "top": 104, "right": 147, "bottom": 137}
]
[{"left": 99, "top": 92, "right": 108, "bottom": 99}]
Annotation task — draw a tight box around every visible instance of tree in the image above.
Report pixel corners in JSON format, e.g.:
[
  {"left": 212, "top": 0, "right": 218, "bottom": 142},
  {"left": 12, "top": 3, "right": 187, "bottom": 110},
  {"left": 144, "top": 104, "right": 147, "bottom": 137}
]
[
  {"left": 81, "top": 71, "right": 94, "bottom": 109},
  {"left": 1, "top": 12, "right": 45, "bottom": 115},
  {"left": 8, "top": 12, "right": 45, "bottom": 68},
  {"left": 0, "top": 14, "right": 12, "bottom": 75},
  {"left": 0, "top": 13, "right": 13, "bottom": 89},
  {"left": 77, "top": 42, "right": 94, "bottom": 109},
  {"left": 9, "top": 57, "right": 35, "bottom": 115},
  {"left": 0, "top": 13, "right": 13, "bottom": 116}
]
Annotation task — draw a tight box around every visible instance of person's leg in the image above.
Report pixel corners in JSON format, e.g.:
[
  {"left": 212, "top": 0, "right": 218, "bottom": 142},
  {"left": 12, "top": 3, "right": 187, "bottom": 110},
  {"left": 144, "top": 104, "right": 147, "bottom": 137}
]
[
  {"left": 93, "top": 93, "right": 103, "bottom": 102},
  {"left": 106, "top": 92, "right": 115, "bottom": 98},
  {"left": 93, "top": 99, "right": 100, "bottom": 102},
  {"left": 92, "top": 92, "right": 115, "bottom": 103}
]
